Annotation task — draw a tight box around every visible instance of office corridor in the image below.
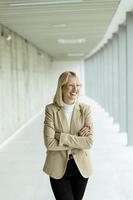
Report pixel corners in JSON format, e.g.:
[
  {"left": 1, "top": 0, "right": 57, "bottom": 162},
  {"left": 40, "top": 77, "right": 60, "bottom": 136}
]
[
  {"left": 0, "top": 96, "right": 133, "bottom": 200},
  {"left": 1, "top": 1, "right": 133, "bottom": 199}
]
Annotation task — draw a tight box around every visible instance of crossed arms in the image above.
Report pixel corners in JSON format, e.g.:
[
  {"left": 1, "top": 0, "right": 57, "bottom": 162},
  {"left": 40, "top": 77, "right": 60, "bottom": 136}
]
[{"left": 43, "top": 105, "right": 93, "bottom": 151}]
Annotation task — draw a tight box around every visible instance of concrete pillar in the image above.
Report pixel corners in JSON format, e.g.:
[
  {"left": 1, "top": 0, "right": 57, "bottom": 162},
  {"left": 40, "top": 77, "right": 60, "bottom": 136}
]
[
  {"left": 107, "top": 40, "right": 113, "bottom": 116},
  {"left": 88, "top": 58, "right": 94, "bottom": 98},
  {"left": 96, "top": 53, "right": 99, "bottom": 101},
  {"left": 105, "top": 43, "right": 111, "bottom": 112},
  {"left": 89, "top": 59, "right": 94, "bottom": 97},
  {"left": 126, "top": 12, "right": 133, "bottom": 145},
  {"left": 118, "top": 25, "right": 127, "bottom": 132},
  {"left": 102, "top": 46, "right": 106, "bottom": 108},
  {"left": 93, "top": 56, "right": 97, "bottom": 99},
  {"left": 85, "top": 59, "right": 92, "bottom": 97},
  {"left": 103, "top": 44, "right": 109, "bottom": 111},
  {"left": 97, "top": 52, "right": 101, "bottom": 103},
  {"left": 112, "top": 33, "right": 119, "bottom": 124},
  {"left": 99, "top": 48, "right": 104, "bottom": 107},
  {"left": 100, "top": 49, "right": 104, "bottom": 106}
]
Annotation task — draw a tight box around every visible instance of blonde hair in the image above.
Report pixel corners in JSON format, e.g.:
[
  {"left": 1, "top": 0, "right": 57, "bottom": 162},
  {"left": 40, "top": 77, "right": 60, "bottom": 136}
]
[{"left": 53, "top": 71, "right": 80, "bottom": 107}]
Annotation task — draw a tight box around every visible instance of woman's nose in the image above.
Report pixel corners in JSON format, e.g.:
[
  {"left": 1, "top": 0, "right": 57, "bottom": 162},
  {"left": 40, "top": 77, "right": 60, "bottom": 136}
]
[{"left": 72, "top": 85, "right": 76, "bottom": 89}]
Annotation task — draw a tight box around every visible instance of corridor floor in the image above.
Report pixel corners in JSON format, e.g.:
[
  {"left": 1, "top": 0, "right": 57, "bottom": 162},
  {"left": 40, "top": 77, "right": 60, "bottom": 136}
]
[{"left": 0, "top": 97, "right": 133, "bottom": 200}]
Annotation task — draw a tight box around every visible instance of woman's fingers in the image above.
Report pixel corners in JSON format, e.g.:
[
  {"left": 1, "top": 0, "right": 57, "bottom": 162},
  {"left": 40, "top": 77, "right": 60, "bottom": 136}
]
[{"left": 79, "top": 126, "right": 91, "bottom": 136}]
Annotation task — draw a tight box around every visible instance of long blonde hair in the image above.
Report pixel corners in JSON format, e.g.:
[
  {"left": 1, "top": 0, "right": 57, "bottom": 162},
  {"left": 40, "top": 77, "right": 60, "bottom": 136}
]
[{"left": 53, "top": 71, "right": 80, "bottom": 107}]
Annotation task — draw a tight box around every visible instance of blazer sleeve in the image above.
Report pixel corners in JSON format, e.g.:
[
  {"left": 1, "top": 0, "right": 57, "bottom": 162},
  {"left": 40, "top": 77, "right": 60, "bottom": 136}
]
[
  {"left": 43, "top": 105, "right": 73, "bottom": 151},
  {"left": 59, "top": 105, "right": 93, "bottom": 150}
]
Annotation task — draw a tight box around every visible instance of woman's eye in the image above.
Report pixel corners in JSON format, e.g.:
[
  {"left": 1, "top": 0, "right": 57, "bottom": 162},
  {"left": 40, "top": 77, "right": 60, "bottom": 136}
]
[{"left": 68, "top": 84, "right": 81, "bottom": 87}]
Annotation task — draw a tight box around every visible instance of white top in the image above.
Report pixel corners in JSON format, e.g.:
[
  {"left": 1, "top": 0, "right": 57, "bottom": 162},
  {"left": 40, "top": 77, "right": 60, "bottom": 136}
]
[
  {"left": 63, "top": 102, "right": 75, "bottom": 156},
  {"left": 63, "top": 102, "right": 75, "bottom": 129}
]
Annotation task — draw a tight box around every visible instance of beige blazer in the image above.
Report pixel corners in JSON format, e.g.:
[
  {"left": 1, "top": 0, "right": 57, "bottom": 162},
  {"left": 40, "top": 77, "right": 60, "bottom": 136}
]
[{"left": 43, "top": 101, "right": 93, "bottom": 179}]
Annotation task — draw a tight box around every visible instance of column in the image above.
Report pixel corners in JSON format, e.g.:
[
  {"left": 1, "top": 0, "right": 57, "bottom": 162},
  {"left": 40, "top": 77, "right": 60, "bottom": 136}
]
[
  {"left": 112, "top": 33, "right": 119, "bottom": 123},
  {"left": 118, "top": 25, "right": 127, "bottom": 132},
  {"left": 126, "top": 12, "right": 133, "bottom": 145}
]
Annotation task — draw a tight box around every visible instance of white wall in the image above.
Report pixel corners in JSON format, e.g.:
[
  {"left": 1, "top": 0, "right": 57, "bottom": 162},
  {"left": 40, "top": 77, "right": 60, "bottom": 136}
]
[{"left": 0, "top": 24, "right": 52, "bottom": 145}]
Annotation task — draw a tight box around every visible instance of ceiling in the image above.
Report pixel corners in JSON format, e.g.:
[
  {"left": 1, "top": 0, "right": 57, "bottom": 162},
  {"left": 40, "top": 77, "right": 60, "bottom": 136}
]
[{"left": 0, "top": 0, "right": 120, "bottom": 60}]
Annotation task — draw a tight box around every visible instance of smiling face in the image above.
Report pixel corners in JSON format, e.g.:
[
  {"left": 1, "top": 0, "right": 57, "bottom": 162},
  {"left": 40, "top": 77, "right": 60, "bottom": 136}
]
[{"left": 62, "top": 75, "right": 81, "bottom": 105}]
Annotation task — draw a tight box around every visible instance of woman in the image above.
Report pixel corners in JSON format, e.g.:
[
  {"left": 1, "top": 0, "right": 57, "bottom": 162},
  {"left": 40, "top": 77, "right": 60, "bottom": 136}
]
[{"left": 43, "top": 71, "right": 93, "bottom": 200}]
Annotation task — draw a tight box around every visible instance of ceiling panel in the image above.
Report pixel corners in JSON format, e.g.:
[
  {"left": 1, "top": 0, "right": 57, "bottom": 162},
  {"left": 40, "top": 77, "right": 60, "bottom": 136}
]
[{"left": 0, "top": 0, "right": 120, "bottom": 60}]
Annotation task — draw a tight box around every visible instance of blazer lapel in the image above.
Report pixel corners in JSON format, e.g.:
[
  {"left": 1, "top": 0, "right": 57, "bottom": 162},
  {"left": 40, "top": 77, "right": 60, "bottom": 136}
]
[{"left": 57, "top": 107, "right": 69, "bottom": 132}]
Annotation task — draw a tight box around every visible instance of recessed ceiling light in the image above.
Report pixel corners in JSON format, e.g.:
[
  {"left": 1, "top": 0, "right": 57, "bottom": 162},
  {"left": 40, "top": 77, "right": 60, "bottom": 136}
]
[
  {"left": 52, "top": 24, "right": 66, "bottom": 28},
  {"left": 58, "top": 38, "right": 86, "bottom": 44},
  {"left": 67, "top": 53, "right": 84, "bottom": 57},
  {"left": 9, "top": 0, "right": 83, "bottom": 7}
]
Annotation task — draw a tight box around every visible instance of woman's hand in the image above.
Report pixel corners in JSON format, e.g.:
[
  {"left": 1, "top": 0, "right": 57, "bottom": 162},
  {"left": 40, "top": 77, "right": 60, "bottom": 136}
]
[
  {"left": 55, "top": 132, "right": 61, "bottom": 141},
  {"left": 78, "top": 126, "right": 91, "bottom": 137}
]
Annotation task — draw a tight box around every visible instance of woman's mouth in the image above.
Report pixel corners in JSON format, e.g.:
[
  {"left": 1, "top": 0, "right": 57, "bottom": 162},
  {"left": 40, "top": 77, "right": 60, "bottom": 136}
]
[{"left": 71, "top": 92, "right": 77, "bottom": 96}]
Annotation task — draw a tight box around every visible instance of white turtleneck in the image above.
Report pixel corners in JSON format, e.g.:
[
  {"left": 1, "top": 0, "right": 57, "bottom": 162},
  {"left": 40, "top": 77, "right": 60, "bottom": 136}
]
[
  {"left": 63, "top": 102, "right": 75, "bottom": 156},
  {"left": 63, "top": 102, "right": 75, "bottom": 129}
]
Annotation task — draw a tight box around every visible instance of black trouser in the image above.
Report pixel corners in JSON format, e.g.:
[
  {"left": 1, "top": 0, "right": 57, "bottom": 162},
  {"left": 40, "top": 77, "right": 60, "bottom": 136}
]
[{"left": 50, "top": 159, "right": 88, "bottom": 200}]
